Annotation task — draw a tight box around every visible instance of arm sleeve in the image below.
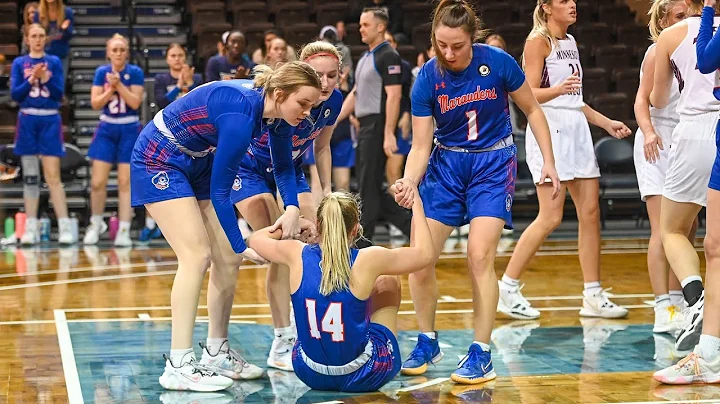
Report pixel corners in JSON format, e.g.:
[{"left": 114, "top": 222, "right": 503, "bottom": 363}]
[
  {"left": 410, "top": 65, "right": 434, "bottom": 117},
  {"left": 60, "top": 7, "right": 74, "bottom": 41},
  {"left": 46, "top": 58, "right": 65, "bottom": 100},
  {"left": 697, "top": 6, "right": 720, "bottom": 74},
  {"left": 269, "top": 122, "right": 299, "bottom": 208},
  {"left": 501, "top": 51, "right": 526, "bottom": 93},
  {"left": 10, "top": 60, "right": 31, "bottom": 102},
  {"left": 377, "top": 50, "right": 404, "bottom": 86},
  {"left": 211, "top": 113, "right": 256, "bottom": 254}
]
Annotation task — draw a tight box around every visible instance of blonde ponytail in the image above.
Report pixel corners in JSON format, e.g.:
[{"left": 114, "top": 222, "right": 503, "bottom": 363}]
[
  {"left": 317, "top": 192, "right": 361, "bottom": 296},
  {"left": 252, "top": 60, "right": 321, "bottom": 103},
  {"left": 648, "top": 0, "right": 680, "bottom": 42},
  {"left": 527, "top": 1, "right": 557, "bottom": 47}
]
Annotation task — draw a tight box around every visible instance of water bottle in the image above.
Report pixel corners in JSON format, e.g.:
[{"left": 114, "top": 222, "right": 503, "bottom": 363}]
[
  {"left": 69, "top": 214, "right": 79, "bottom": 243},
  {"left": 40, "top": 216, "right": 51, "bottom": 242},
  {"left": 4, "top": 217, "right": 14, "bottom": 239},
  {"left": 14, "top": 211, "right": 26, "bottom": 240},
  {"left": 109, "top": 214, "right": 119, "bottom": 241}
]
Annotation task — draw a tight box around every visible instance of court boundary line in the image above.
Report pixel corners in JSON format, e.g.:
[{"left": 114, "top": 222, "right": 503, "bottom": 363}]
[
  {"left": 395, "top": 377, "right": 450, "bottom": 392},
  {"left": 54, "top": 309, "right": 84, "bottom": 404}
]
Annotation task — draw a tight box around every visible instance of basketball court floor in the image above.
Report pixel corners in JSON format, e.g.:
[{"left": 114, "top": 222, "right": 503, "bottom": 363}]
[{"left": 0, "top": 234, "right": 714, "bottom": 403}]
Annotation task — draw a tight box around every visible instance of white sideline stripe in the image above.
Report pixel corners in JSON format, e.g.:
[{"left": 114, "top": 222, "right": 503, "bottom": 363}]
[
  {"left": 396, "top": 377, "right": 450, "bottom": 392},
  {"left": 137, "top": 313, "right": 151, "bottom": 320},
  {"left": 0, "top": 260, "right": 180, "bottom": 279},
  {"left": 61, "top": 293, "right": 654, "bottom": 313},
  {"left": 54, "top": 310, "right": 84, "bottom": 404},
  {"left": 0, "top": 270, "right": 178, "bottom": 291}
]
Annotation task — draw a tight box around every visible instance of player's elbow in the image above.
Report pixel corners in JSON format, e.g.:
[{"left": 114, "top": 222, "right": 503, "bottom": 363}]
[
  {"left": 697, "top": 60, "right": 715, "bottom": 75},
  {"left": 649, "top": 91, "right": 668, "bottom": 109}
]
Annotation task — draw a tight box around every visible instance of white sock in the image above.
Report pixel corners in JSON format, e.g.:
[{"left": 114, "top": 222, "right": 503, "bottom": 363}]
[
  {"left": 91, "top": 215, "right": 103, "bottom": 226},
  {"left": 699, "top": 334, "right": 720, "bottom": 362},
  {"left": 584, "top": 281, "right": 602, "bottom": 294},
  {"left": 274, "top": 325, "right": 295, "bottom": 339},
  {"left": 473, "top": 341, "right": 491, "bottom": 352},
  {"left": 422, "top": 331, "right": 437, "bottom": 340},
  {"left": 119, "top": 221, "right": 131, "bottom": 233},
  {"left": 25, "top": 217, "right": 38, "bottom": 229},
  {"left": 205, "top": 338, "right": 228, "bottom": 356},
  {"left": 669, "top": 290, "right": 684, "bottom": 306},
  {"left": 145, "top": 217, "right": 156, "bottom": 230},
  {"left": 169, "top": 348, "right": 195, "bottom": 366},
  {"left": 681, "top": 275, "right": 703, "bottom": 287},
  {"left": 501, "top": 274, "right": 519, "bottom": 290},
  {"left": 655, "top": 294, "right": 671, "bottom": 310}
]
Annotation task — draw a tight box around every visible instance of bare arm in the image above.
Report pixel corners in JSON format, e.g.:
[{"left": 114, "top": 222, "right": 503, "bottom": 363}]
[
  {"left": 634, "top": 46, "right": 658, "bottom": 138},
  {"left": 403, "top": 116, "right": 434, "bottom": 186},
  {"left": 314, "top": 124, "right": 335, "bottom": 195},
  {"left": 90, "top": 85, "right": 115, "bottom": 110},
  {"left": 337, "top": 86, "right": 356, "bottom": 122},
  {"left": 115, "top": 83, "right": 144, "bottom": 111},
  {"left": 524, "top": 36, "right": 566, "bottom": 104},
  {"left": 247, "top": 227, "right": 305, "bottom": 268},
  {"left": 650, "top": 30, "right": 675, "bottom": 109}
]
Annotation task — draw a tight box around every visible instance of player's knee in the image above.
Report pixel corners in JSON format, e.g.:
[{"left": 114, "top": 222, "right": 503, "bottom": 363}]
[
  {"left": 21, "top": 156, "right": 40, "bottom": 199},
  {"left": 468, "top": 247, "right": 494, "bottom": 275},
  {"left": 90, "top": 176, "right": 108, "bottom": 193},
  {"left": 178, "top": 249, "right": 212, "bottom": 273},
  {"left": 539, "top": 211, "right": 563, "bottom": 232},
  {"left": 576, "top": 202, "right": 600, "bottom": 223},
  {"left": 704, "top": 232, "right": 720, "bottom": 261},
  {"left": 117, "top": 176, "right": 130, "bottom": 193},
  {"left": 372, "top": 275, "right": 401, "bottom": 307}
]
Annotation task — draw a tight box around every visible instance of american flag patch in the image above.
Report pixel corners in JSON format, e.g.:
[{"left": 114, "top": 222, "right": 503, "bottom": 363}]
[{"left": 388, "top": 65, "right": 401, "bottom": 74}]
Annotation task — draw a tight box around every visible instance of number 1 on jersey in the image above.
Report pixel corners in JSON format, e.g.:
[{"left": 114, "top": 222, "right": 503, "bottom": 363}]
[
  {"left": 305, "top": 299, "right": 344, "bottom": 342},
  {"left": 466, "top": 110, "right": 478, "bottom": 141}
]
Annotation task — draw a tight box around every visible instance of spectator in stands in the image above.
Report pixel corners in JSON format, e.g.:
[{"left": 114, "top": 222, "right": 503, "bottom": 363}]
[
  {"left": 413, "top": 44, "right": 435, "bottom": 79},
  {"left": 21, "top": 2, "right": 39, "bottom": 54},
  {"left": 264, "top": 37, "right": 290, "bottom": 68},
  {"left": 251, "top": 29, "right": 297, "bottom": 65},
  {"left": 337, "top": 7, "right": 412, "bottom": 246},
  {"left": 484, "top": 34, "right": 522, "bottom": 134},
  {"left": 215, "top": 31, "right": 229, "bottom": 58},
  {"left": 154, "top": 43, "right": 202, "bottom": 110},
  {"left": 84, "top": 34, "right": 145, "bottom": 247},
  {"left": 205, "top": 30, "right": 255, "bottom": 82},
  {"left": 11, "top": 24, "right": 73, "bottom": 245},
  {"left": 33, "top": 0, "right": 73, "bottom": 78}
]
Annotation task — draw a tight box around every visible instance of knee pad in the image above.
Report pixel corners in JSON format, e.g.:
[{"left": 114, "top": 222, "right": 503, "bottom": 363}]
[{"left": 21, "top": 155, "right": 40, "bottom": 199}]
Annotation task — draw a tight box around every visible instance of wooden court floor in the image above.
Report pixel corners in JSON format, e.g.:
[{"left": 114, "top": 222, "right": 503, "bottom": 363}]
[{"left": 0, "top": 236, "right": 712, "bottom": 403}]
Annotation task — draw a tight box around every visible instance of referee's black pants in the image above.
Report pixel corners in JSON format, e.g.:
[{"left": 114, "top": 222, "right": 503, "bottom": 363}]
[{"left": 355, "top": 114, "right": 412, "bottom": 248}]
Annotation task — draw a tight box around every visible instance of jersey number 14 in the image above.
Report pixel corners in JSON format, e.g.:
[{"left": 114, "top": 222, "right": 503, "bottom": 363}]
[{"left": 305, "top": 299, "right": 344, "bottom": 342}]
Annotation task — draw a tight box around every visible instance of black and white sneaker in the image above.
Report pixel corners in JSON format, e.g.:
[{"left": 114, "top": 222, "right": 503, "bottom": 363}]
[{"left": 675, "top": 291, "right": 704, "bottom": 352}]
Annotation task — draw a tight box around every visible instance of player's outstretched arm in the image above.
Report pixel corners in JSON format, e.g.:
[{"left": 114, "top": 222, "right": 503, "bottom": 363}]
[
  {"left": 697, "top": 3, "right": 720, "bottom": 74},
  {"left": 247, "top": 226, "right": 305, "bottom": 268}
]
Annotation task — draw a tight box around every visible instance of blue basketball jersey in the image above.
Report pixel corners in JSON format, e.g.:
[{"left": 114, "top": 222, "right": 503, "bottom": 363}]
[
  {"left": 92, "top": 63, "right": 145, "bottom": 117},
  {"left": 291, "top": 245, "right": 371, "bottom": 366},
  {"left": 10, "top": 54, "right": 64, "bottom": 109},
  {"left": 412, "top": 44, "right": 525, "bottom": 150}
]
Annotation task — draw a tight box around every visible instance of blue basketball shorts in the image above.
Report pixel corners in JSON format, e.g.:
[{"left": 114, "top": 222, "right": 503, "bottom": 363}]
[
  {"left": 331, "top": 138, "right": 355, "bottom": 168},
  {"left": 13, "top": 112, "right": 64, "bottom": 157},
  {"left": 88, "top": 120, "right": 142, "bottom": 164},
  {"left": 130, "top": 121, "right": 213, "bottom": 207},
  {"left": 395, "top": 128, "right": 411, "bottom": 156},
  {"left": 230, "top": 153, "right": 310, "bottom": 205},
  {"left": 292, "top": 323, "right": 401, "bottom": 392},
  {"left": 419, "top": 144, "right": 517, "bottom": 228},
  {"left": 709, "top": 120, "right": 720, "bottom": 192},
  {"left": 302, "top": 146, "right": 315, "bottom": 166}
]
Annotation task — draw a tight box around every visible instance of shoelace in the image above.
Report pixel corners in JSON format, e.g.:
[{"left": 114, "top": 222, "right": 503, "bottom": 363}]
[
  {"left": 596, "top": 288, "right": 619, "bottom": 308},
  {"left": 513, "top": 284, "right": 532, "bottom": 307},
  {"left": 226, "top": 348, "right": 251, "bottom": 369},
  {"left": 674, "top": 353, "right": 701, "bottom": 376},
  {"left": 408, "top": 341, "right": 433, "bottom": 363},
  {"left": 163, "top": 354, "right": 217, "bottom": 377}
]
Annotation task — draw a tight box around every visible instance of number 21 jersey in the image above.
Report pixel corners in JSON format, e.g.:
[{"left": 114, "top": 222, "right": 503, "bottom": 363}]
[
  {"left": 92, "top": 64, "right": 145, "bottom": 118},
  {"left": 540, "top": 34, "right": 584, "bottom": 109}
]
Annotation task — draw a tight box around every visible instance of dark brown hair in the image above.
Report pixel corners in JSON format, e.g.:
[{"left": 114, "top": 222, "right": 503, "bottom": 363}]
[{"left": 431, "top": 0, "right": 487, "bottom": 71}]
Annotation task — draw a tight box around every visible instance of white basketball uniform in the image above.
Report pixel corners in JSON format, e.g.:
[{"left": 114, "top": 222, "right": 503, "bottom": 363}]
[
  {"left": 526, "top": 34, "right": 599, "bottom": 183},
  {"left": 633, "top": 44, "right": 680, "bottom": 201},
  {"left": 663, "top": 16, "right": 720, "bottom": 206}
]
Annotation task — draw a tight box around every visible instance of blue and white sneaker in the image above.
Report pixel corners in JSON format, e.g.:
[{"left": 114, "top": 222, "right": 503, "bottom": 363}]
[
  {"left": 400, "top": 333, "right": 444, "bottom": 376},
  {"left": 451, "top": 343, "right": 497, "bottom": 385},
  {"left": 138, "top": 226, "right": 162, "bottom": 243}
]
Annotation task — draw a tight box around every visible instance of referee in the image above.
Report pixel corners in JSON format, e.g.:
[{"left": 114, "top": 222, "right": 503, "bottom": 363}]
[{"left": 338, "top": 7, "right": 411, "bottom": 247}]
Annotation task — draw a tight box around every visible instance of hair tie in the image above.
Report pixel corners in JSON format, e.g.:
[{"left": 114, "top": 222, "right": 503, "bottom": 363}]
[{"left": 304, "top": 52, "right": 339, "bottom": 62}]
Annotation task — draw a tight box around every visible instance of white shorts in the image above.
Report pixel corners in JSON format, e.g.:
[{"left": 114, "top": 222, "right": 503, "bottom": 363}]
[
  {"left": 663, "top": 112, "right": 719, "bottom": 206},
  {"left": 633, "top": 119, "right": 677, "bottom": 202},
  {"left": 526, "top": 107, "right": 599, "bottom": 183}
]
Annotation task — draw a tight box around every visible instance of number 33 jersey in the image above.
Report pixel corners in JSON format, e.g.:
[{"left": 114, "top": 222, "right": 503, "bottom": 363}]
[
  {"left": 412, "top": 44, "right": 525, "bottom": 150},
  {"left": 539, "top": 34, "right": 585, "bottom": 109},
  {"left": 92, "top": 64, "right": 145, "bottom": 118}
]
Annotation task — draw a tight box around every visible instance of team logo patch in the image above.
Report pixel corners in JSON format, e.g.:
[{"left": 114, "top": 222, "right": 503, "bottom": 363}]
[
  {"left": 387, "top": 339, "right": 394, "bottom": 354},
  {"left": 388, "top": 65, "right": 401, "bottom": 75},
  {"left": 232, "top": 177, "right": 242, "bottom": 191},
  {"left": 152, "top": 171, "right": 170, "bottom": 190},
  {"left": 479, "top": 64, "right": 491, "bottom": 76},
  {"left": 505, "top": 193, "right": 512, "bottom": 212},
  {"left": 124, "top": 73, "right": 130, "bottom": 80},
  {"left": 324, "top": 109, "right": 331, "bottom": 118}
]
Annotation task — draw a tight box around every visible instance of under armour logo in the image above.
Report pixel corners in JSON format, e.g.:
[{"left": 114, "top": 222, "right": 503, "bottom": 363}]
[{"left": 435, "top": 82, "right": 446, "bottom": 90}]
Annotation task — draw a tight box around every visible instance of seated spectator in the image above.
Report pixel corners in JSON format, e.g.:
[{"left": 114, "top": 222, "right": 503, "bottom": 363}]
[
  {"left": 204, "top": 30, "right": 255, "bottom": 82},
  {"left": 21, "top": 2, "right": 39, "bottom": 54},
  {"left": 154, "top": 43, "right": 202, "bottom": 109},
  {"left": 264, "top": 37, "right": 290, "bottom": 68}
]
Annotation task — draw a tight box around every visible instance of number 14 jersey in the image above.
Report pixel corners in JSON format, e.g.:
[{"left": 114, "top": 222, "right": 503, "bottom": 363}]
[{"left": 541, "top": 34, "right": 585, "bottom": 109}]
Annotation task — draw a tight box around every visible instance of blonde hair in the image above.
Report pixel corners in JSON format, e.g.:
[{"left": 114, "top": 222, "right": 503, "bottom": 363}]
[
  {"left": 38, "top": 0, "right": 65, "bottom": 30},
  {"left": 528, "top": 0, "right": 559, "bottom": 46},
  {"left": 317, "top": 192, "right": 362, "bottom": 296},
  {"left": 687, "top": 0, "right": 719, "bottom": 14},
  {"left": 252, "top": 61, "right": 322, "bottom": 103},
  {"left": 24, "top": 23, "right": 46, "bottom": 38},
  {"left": 299, "top": 41, "right": 342, "bottom": 67},
  {"left": 648, "top": 0, "right": 680, "bottom": 42},
  {"left": 24, "top": 2, "right": 38, "bottom": 26},
  {"left": 431, "top": 0, "right": 487, "bottom": 71},
  {"left": 107, "top": 33, "right": 129, "bottom": 49}
]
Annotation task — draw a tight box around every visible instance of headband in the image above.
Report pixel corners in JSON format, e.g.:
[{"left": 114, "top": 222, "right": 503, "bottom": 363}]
[{"left": 304, "top": 52, "right": 340, "bottom": 62}]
